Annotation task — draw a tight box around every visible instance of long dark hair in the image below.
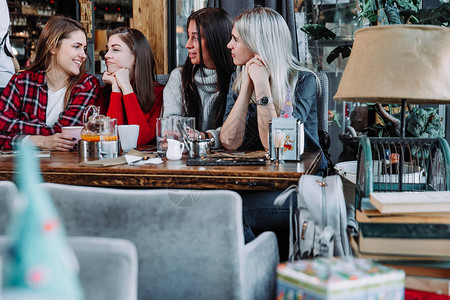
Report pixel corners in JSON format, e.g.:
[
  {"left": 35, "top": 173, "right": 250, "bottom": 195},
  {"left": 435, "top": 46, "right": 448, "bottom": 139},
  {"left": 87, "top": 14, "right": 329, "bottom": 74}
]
[
  {"left": 181, "top": 7, "right": 234, "bottom": 129},
  {"left": 28, "top": 16, "right": 87, "bottom": 108},
  {"left": 106, "top": 27, "right": 156, "bottom": 113}
]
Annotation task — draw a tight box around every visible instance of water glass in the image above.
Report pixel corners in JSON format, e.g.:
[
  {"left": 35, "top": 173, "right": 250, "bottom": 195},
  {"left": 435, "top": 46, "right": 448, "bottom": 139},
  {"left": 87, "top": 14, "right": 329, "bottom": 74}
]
[{"left": 156, "top": 116, "right": 195, "bottom": 154}]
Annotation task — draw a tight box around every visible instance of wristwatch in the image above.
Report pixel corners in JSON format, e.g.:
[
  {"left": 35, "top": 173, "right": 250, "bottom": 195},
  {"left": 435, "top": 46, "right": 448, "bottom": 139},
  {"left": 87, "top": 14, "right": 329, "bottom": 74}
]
[{"left": 256, "top": 96, "right": 273, "bottom": 106}]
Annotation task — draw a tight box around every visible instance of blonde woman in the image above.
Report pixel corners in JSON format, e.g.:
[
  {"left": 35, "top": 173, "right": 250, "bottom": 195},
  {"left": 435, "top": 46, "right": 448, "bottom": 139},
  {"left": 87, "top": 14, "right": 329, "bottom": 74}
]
[
  {"left": 221, "top": 7, "right": 326, "bottom": 250},
  {"left": 221, "top": 6, "right": 322, "bottom": 154}
]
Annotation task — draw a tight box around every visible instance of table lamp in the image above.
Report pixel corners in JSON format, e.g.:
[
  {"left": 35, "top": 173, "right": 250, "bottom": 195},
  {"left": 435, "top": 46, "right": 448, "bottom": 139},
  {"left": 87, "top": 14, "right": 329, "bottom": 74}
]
[{"left": 334, "top": 24, "right": 450, "bottom": 193}]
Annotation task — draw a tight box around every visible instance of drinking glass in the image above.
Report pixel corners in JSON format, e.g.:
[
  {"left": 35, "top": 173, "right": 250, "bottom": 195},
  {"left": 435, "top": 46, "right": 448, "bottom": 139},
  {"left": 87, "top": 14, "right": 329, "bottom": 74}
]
[
  {"left": 157, "top": 117, "right": 173, "bottom": 154},
  {"left": 156, "top": 116, "right": 195, "bottom": 154},
  {"left": 100, "top": 118, "right": 119, "bottom": 158}
]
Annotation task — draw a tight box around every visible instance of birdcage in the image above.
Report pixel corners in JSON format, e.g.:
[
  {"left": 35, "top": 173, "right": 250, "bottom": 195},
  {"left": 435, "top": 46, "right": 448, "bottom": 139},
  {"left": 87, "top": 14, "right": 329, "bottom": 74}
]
[{"left": 355, "top": 136, "right": 450, "bottom": 209}]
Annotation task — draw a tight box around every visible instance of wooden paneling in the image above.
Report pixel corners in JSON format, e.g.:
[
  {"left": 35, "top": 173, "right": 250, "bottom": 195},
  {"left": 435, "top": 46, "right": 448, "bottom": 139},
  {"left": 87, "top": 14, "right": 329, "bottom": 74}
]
[{"left": 131, "top": 0, "right": 168, "bottom": 74}]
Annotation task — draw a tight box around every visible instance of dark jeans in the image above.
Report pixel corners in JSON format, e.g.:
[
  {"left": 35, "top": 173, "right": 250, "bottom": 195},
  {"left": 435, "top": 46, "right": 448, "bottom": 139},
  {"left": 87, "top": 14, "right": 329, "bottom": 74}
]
[{"left": 239, "top": 190, "right": 296, "bottom": 262}]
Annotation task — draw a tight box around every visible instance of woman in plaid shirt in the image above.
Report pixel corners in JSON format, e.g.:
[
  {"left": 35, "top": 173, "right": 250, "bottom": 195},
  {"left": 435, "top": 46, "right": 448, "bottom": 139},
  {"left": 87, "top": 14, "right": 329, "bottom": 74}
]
[{"left": 0, "top": 16, "right": 100, "bottom": 150}]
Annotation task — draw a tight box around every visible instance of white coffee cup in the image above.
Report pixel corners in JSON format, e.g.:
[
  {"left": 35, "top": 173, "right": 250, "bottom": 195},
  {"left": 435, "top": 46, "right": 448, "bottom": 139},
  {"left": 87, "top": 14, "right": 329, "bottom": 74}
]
[
  {"left": 118, "top": 125, "right": 140, "bottom": 153},
  {"left": 166, "top": 138, "right": 184, "bottom": 160},
  {"left": 61, "top": 126, "right": 83, "bottom": 142}
]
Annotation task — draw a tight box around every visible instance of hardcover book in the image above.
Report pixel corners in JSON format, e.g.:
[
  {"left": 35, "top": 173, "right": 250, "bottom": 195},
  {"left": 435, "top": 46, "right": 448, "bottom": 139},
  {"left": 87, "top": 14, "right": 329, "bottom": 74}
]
[
  {"left": 404, "top": 276, "right": 450, "bottom": 295},
  {"left": 350, "top": 234, "right": 450, "bottom": 262},
  {"left": 369, "top": 191, "right": 450, "bottom": 214},
  {"left": 359, "top": 231, "right": 450, "bottom": 257},
  {"left": 359, "top": 222, "right": 450, "bottom": 239},
  {"left": 383, "top": 260, "right": 450, "bottom": 279},
  {"left": 356, "top": 209, "right": 450, "bottom": 223}
]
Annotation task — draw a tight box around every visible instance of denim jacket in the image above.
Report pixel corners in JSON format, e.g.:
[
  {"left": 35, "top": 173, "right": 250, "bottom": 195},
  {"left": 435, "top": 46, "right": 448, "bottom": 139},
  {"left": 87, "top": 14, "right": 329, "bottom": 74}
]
[{"left": 223, "top": 70, "right": 321, "bottom": 152}]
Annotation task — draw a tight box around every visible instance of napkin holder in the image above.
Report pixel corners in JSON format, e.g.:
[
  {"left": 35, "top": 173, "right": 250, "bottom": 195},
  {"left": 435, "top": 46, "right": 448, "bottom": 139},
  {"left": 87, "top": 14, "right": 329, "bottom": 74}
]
[
  {"left": 78, "top": 140, "right": 119, "bottom": 159},
  {"left": 269, "top": 118, "right": 304, "bottom": 161}
]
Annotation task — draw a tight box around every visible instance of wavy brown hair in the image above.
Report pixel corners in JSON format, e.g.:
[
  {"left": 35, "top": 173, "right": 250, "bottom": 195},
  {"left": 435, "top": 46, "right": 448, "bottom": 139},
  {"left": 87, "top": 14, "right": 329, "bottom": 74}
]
[
  {"left": 107, "top": 27, "right": 156, "bottom": 113},
  {"left": 27, "top": 15, "right": 88, "bottom": 108}
]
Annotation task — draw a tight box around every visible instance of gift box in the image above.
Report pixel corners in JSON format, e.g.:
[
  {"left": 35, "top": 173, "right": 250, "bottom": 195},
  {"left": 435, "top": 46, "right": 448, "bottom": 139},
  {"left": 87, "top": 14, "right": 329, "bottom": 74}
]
[{"left": 277, "top": 257, "right": 405, "bottom": 300}]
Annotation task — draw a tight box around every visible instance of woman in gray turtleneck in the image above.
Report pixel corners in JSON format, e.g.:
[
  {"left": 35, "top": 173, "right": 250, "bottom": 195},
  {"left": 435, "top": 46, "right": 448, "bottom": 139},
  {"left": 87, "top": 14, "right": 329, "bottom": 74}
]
[{"left": 163, "top": 7, "right": 234, "bottom": 148}]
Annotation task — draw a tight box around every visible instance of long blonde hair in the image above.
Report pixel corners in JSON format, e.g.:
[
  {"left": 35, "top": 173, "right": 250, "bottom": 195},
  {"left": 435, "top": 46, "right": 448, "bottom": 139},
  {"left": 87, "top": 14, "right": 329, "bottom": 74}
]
[{"left": 232, "top": 7, "right": 313, "bottom": 114}]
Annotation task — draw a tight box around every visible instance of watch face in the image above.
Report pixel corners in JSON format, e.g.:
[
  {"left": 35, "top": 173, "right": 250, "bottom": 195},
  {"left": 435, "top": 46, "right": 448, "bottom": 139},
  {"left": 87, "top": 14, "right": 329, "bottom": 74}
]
[{"left": 257, "top": 96, "right": 272, "bottom": 106}]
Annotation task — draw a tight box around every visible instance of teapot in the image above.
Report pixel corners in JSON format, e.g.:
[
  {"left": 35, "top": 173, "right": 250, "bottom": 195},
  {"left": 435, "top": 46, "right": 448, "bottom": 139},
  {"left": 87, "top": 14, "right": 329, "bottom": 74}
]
[{"left": 80, "top": 105, "right": 117, "bottom": 142}]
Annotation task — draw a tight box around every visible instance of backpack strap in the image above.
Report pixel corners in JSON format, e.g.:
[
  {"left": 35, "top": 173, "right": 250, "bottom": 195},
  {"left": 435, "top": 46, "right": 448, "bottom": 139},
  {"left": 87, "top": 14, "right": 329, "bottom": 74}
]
[
  {"left": 1, "top": 27, "right": 14, "bottom": 58},
  {"left": 274, "top": 185, "right": 298, "bottom": 262},
  {"left": 273, "top": 185, "right": 297, "bottom": 207}
]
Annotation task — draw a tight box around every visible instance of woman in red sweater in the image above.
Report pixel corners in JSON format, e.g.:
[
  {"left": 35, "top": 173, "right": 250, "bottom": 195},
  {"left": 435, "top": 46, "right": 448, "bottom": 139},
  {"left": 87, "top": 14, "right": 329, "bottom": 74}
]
[{"left": 99, "top": 27, "right": 163, "bottom": 145}]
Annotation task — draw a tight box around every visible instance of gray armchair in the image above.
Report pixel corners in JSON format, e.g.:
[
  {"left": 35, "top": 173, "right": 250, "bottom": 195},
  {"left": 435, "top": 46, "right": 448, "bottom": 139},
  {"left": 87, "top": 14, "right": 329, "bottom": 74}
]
[
  {"left": 155, "top": 74, "right": 169, "bottom": 86},
  {"left": 0, "top": 236, "right": 138, "bottom": 300},
  {"left": 43, "top": 184, "right": 279, "bottom": 300}
]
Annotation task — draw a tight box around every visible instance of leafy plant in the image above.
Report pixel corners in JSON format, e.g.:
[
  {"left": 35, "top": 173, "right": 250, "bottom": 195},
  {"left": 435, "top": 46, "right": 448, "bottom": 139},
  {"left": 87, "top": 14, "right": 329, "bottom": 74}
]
[
  {"left": 301, "top": 0, "right": 449, "bottom": 65},
  {"left": 416, "top": 2, "right": 450, "bottom": 26},
  {"left": 326, "top": 45, "right": 352, "bottom": 65},
  {"left": 301, "top": 24, "right": 336, "bottom": 40},
  {"left": 356, "top": 0, "right": 422, "bottom": 28},
  {"left": 366, "top": 106, "right": 444, "bottom": 138},
  {"left": 406, "top": 107, "right": 444, "bottom": 138}
]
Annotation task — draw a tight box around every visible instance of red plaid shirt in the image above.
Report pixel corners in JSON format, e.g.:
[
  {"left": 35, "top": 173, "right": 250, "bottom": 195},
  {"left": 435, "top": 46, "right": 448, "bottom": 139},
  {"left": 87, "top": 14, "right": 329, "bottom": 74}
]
[{"left": 0, "top": 70, "right": 100, "bottom": 149}]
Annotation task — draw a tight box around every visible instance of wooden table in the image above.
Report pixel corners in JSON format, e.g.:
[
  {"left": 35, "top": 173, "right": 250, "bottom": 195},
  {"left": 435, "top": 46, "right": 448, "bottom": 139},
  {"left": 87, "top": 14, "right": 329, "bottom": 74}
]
[{"left": 0, "top": 150, "right": 321, "bottom": 191}]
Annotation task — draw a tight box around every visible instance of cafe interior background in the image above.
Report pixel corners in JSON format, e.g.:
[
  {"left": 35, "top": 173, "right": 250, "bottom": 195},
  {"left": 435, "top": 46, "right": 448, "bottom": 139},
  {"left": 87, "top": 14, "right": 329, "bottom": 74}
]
[{"left": 6, "top": 0, "right": 449, "bottom": 165}]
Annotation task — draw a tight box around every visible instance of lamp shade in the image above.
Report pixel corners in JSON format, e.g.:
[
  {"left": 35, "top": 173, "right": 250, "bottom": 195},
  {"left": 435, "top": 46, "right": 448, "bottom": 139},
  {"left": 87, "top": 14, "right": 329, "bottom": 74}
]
[{"left": 334, "top": 25, "right": 450, "bottom": 104}]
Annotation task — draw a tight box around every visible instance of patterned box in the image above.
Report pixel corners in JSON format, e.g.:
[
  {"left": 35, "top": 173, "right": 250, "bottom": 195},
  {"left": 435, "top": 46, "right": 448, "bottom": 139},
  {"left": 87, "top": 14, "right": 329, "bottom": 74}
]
[
  {"left": 269, "top": 118, "right": 304, "bottom": 161},
  {"left": 277, "top": 257, "right": 404, "bottom": 300}
]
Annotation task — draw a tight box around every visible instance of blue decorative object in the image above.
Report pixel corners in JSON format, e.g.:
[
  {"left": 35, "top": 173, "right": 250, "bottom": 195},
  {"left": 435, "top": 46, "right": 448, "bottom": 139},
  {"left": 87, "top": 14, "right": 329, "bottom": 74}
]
[{"left": 2, "top": 142, "right": 83, "bottom": 299}]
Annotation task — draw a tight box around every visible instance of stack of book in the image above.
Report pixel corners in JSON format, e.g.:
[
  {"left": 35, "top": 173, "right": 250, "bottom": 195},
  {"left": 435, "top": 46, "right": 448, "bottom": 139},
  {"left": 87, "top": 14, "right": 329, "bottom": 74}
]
[{"left": 354, "top": 191, "right": 450, "bottom": 299}]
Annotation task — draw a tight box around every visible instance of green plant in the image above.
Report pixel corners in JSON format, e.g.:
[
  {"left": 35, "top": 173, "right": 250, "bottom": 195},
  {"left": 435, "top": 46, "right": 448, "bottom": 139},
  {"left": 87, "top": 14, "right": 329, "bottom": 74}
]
[
  {"left": 366, "top": 105, "right": 444, "bottom": 138},
  {"left": 406, "top": 107, "right": 444, "bottom": 138},
  {"left": 356, "top": 0, "right": 421, "bottom": 27},
  {"left": 301, "top": 0, "right": 449, "bottom": 65}
]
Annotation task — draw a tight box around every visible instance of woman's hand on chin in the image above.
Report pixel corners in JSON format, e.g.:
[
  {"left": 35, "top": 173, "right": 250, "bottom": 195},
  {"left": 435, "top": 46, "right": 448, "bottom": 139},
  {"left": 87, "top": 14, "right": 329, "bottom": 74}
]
[
  {"left": 29, "top": 133, "right": 77, "bottom": 151},
  {"left": 247, "top": 55, "right": 270, "bottom": 87},
  {"left": 114, "top": 68, "right": 134, "bottom": 95},
  {"left": 102, "top": 72, "right": 121, "bottom": 93}
]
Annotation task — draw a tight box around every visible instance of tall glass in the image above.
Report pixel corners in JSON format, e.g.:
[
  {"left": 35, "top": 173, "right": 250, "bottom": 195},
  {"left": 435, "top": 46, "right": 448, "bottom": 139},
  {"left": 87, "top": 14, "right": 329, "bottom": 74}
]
[
  {"left": 156, "top": 116, "right": 195, "bottom": 155},
  {"left": 157, "top": 117, "right": 173, "bottom": 155},
  {"left": 100, "top": 118, "right": 118, "bottom": 158}
]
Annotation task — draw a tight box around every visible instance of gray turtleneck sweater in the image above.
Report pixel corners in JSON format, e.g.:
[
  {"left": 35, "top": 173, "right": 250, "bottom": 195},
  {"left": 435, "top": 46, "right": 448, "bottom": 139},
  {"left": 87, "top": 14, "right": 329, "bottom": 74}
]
[
  {"left": 163, "top": 67, "right": 219, "bottom": 132},
  {"left": 163, "top": 67, "right": 222, "bottom": 148}
]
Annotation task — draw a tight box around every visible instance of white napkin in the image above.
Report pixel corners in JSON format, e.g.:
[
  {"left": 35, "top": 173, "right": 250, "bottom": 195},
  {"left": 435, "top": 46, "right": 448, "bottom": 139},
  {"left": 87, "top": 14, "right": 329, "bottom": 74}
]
[{"left": 125, "top": 154, "right": 163, "bottom": 165}]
